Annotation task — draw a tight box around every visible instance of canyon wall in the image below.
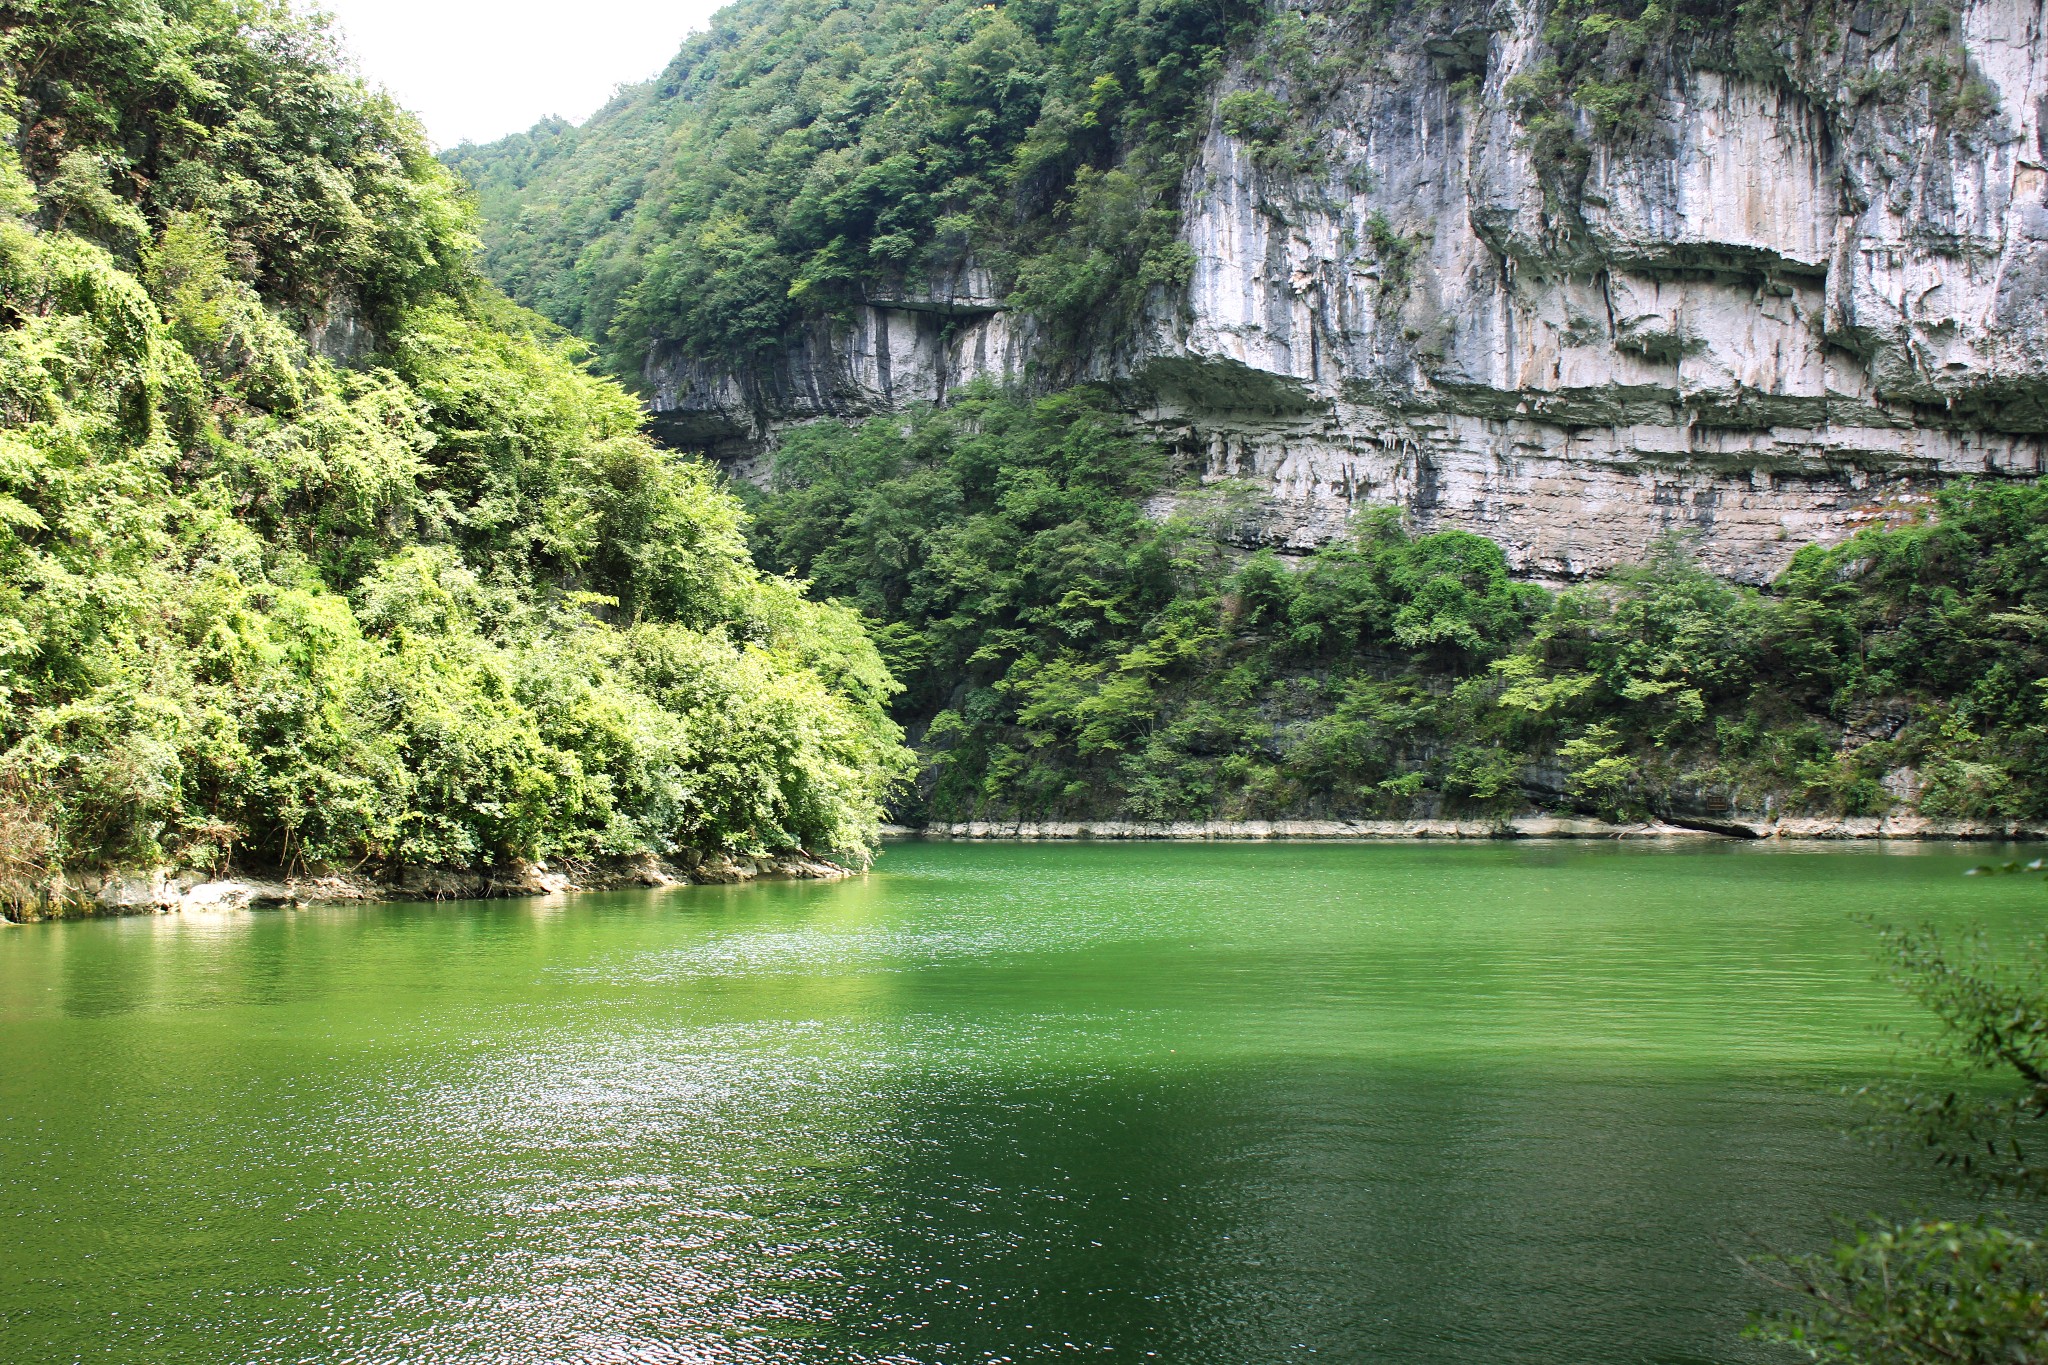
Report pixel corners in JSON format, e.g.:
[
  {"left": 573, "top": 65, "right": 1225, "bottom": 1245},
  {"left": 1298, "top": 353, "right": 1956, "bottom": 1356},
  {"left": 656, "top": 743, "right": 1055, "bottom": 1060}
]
[{"left": 645, "top": 0, "right": 2048, "bottom": 581}]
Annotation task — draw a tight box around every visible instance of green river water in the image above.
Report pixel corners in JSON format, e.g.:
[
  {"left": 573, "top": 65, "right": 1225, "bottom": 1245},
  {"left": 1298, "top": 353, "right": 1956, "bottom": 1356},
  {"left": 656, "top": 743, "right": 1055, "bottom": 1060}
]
[{"left": 3, "top": 839, "right": 2043, "bottom": 1364}]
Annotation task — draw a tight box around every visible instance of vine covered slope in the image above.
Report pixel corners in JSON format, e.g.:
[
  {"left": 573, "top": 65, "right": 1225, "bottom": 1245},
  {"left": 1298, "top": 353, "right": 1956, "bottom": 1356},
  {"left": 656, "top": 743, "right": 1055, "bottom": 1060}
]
[{"left": 0, "top": 0, "right": 910, "bottom": 911}]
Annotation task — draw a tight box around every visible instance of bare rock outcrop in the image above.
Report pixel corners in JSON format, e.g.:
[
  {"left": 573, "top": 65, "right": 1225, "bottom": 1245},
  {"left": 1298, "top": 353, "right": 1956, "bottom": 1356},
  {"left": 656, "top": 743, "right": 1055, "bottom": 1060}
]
[{"left": 649, "top": 0, "right": 2048, "bottom": 582}]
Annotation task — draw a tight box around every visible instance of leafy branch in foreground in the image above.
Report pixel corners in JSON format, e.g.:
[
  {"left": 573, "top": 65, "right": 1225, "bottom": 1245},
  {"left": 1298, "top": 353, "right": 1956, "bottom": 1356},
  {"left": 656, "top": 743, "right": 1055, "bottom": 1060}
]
[
  {"left": 1749, "top": 863, "right": 2048, "bottom": 1364},
  {"left": 1752, "top": 1218, "right": 2048, "bottom": 1365}
]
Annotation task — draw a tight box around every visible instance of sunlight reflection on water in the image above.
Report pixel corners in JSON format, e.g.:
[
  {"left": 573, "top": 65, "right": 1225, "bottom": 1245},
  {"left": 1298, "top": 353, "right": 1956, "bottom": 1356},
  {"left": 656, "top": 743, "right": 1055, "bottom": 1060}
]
[{"left": 3, "top": 839, "right": 2041, "bottom": 1363}]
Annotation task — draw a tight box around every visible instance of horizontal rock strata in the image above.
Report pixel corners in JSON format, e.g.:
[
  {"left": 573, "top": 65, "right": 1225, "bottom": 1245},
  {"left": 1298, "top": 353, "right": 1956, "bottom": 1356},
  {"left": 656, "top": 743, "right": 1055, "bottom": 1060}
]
[{"left": 650, "top": 0, "right": 2048, "bottom": 582}]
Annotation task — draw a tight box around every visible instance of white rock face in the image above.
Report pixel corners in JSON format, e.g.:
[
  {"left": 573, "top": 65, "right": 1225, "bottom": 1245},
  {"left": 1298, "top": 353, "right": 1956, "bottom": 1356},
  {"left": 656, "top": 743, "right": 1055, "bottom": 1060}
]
[
  {"left": 645, "top": 0, "right": 2048, "bottom": 581},
  {"left": 644, "top": 285, "right": 1035, "bottom": 466}
]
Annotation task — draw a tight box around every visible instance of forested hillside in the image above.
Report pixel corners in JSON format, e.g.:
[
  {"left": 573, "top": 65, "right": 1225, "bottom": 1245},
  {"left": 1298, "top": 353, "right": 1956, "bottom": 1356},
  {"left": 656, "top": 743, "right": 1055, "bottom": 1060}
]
[
  {"left": 443, "top": 0, "right": 1258, "bottom": 372},
  {"left": 745, "top": 388, "right": 2048, "bottom": 828},
  {"left": 447, "top": 0, "right": 2048, "bottom": 832},
  {"left": 444, "top": 0, "right": 2013, "bottom": 400},
  {"left": 0, "top": 0, "right": 909, "bottom": 908}
]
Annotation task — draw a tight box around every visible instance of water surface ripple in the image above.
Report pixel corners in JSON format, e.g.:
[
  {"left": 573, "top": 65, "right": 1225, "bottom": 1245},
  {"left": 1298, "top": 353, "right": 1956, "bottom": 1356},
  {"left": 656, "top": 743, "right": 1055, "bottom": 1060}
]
[{"left": 3, "top": 840, "right": 2039, "bottom": 1364}]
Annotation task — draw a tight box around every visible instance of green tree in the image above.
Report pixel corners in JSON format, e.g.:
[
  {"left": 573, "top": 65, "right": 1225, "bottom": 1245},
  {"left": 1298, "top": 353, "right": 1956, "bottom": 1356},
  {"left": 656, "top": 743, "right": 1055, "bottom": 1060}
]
[
  {"left": 0, "top": 0, "right": 913, "bottom": 907},
  {"left": 743, "top": 389, "right": 2048, "bottom": 831}
]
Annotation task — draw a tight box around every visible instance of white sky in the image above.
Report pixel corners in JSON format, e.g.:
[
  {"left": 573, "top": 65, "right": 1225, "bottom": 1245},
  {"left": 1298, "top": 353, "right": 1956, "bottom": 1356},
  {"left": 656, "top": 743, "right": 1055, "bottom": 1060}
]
[{"left": 312, "top": 0, "right": 728, "bottom": 148}]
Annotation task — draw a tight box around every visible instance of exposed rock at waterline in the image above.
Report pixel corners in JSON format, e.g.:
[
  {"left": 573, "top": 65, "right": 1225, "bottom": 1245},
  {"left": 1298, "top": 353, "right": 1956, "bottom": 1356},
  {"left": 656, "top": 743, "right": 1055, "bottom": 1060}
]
[
  {"left": 1, "top": 852, "right": 854, "bottom": 923},
  {"left": 889, "top": 813, "right": 2048, "bottom": 840}
]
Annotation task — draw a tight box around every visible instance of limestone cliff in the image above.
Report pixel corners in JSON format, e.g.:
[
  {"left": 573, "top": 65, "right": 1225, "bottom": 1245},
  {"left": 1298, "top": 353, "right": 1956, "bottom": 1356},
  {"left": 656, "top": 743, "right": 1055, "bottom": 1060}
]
[{"left": 645, "top": 0, "right": 2048, "bottom": 581}]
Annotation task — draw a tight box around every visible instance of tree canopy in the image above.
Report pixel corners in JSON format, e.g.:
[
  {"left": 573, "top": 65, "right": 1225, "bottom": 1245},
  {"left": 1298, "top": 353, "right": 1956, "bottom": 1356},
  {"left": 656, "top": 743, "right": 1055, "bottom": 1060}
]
[
  {"left": 0, "top": 0, "right": 910, "bottom": 896},
  {"left": 445, "top": 0, "right": 1258, "bottom": 373},
  {"left": 747, "top": 387, "right": 2048, "bottom": 827}
]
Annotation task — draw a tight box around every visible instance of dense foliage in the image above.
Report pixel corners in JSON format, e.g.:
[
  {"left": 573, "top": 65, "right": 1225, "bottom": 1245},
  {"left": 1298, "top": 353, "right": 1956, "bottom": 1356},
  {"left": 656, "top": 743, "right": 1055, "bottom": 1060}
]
[
  {"left": 1751, "top": 875, "right": 2048, "bottom": 1363},
  {"left": 3, "top": 0, "right": 470, "bottom": 326},
  {"left": 0, "top": 0, "right": 908, "bottom": 902},
  {"left": 750, "top": 387, "right": 2048, "bottom": 826},
  {"left": 445, "top": 0, "right": 1258, "bottom": 372}
]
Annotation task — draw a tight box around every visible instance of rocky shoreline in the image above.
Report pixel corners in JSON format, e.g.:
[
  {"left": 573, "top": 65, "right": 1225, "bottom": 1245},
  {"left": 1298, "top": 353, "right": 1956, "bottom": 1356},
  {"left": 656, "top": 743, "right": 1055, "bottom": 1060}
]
[
  {"left": 889, "top": 814, "right": 2048, "bottom": 841},
  {"left": 1, "top": 850, "right": 853, "bottom": 924},
  {"left": 16, "top": 814, "right": 2043, "bottom": 923}
]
